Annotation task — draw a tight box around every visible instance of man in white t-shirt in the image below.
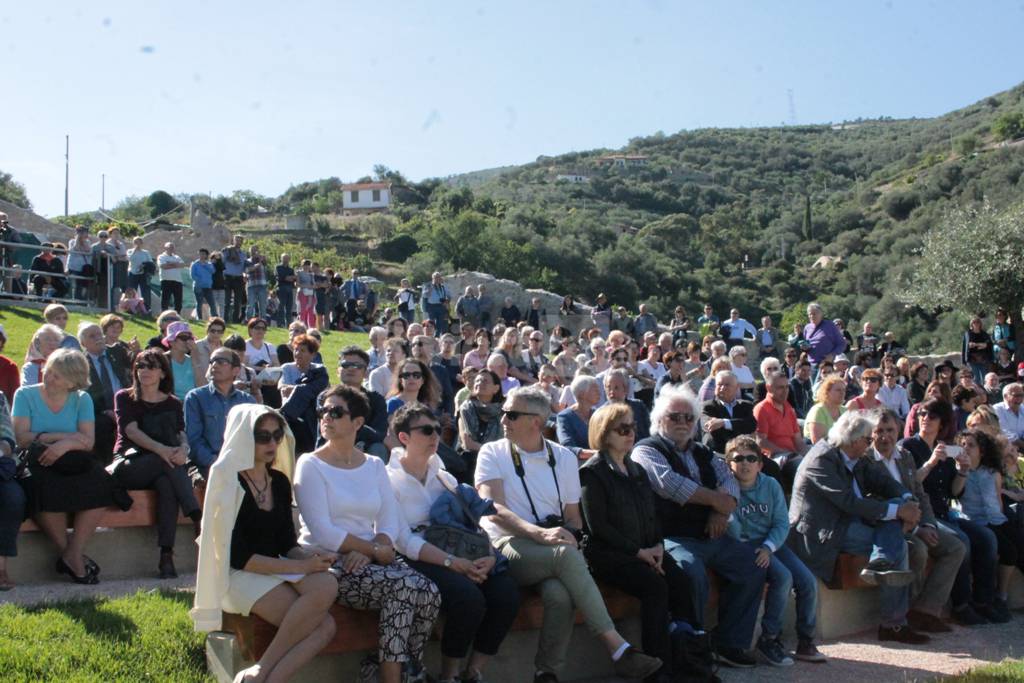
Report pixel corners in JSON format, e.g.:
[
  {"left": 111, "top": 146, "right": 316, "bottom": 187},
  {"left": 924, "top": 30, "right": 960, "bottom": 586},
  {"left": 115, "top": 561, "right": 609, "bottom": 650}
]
[
  {"left": 157, "top": 242, "right": 186, "bottom": 313},
  {"left": 475, "top": 386, "right": 661, "bottom": 683}
]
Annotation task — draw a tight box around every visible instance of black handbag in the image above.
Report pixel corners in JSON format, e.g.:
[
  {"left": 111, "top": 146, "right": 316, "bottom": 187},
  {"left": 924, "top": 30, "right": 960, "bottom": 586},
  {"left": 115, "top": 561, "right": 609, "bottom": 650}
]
[
  {"left": 21, "top": 441, "right": 95, "bottom": 476},
  {"left": 670, "top": 627, "right": 718, "bottom": 683},
  {"left": 422, "top": 475, "right": 492, "bottom": 562}
]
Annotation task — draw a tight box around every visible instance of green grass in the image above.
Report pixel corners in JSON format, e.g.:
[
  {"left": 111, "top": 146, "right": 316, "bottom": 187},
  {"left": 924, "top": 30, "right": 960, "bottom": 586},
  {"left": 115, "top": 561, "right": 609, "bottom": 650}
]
[
  {"left": 0, "top": 305, "right": 368, "bottom": 374},
  {"left": 0, "top": 589, "right": 212, "bottom": 682},
  {"left": 945, "top": 659, "right": 1024, "bottom": 681}
]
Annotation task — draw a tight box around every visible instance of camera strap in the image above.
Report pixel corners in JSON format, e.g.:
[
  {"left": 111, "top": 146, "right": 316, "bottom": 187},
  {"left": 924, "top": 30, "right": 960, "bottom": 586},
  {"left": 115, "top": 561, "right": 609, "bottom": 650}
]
[{"left": 509, "top": 440, "right": 562, "bottom": 524}]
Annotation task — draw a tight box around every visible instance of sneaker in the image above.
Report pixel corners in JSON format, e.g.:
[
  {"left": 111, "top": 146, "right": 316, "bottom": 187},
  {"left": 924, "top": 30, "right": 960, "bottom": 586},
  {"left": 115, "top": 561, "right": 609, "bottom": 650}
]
[
  {"left": 756, "top": 636, "right": 794, "bottom": 667},
  {"left": 714, "top": 646, "right": 757, "bottom": 668},
  {"left": 859, "top": 560, "right": 914, "bottom": 587},
  {"left": 951, "top": 604, "right": 987, "bottom": 626},
  {"left": 906, "top": 609, "right": 952, "bottom": 633},
  {"left": 612, "top": 647, "right": 663, "bottom": 679},
  {"left": 795, "top": 639, "right": 827, "bottom": 663},
  {"left": 878, "top": 624, "right": 930, "bottom": 645}
]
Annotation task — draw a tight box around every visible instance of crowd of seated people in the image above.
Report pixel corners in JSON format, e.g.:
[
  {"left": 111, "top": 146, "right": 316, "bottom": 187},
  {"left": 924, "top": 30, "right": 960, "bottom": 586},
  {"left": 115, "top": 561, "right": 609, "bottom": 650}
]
[{"left": 6, "top": 285, "right": 1024, "bottom": 681}]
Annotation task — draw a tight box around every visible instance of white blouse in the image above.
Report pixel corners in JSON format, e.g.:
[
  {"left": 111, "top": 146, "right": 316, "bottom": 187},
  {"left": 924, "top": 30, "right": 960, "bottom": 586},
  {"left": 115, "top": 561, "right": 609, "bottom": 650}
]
[
  {"left": 294, "top": 454, "right": 402, "bottom": 554},
  {"left": 385, "top": 450, "right": 459, "bottom": 560}
]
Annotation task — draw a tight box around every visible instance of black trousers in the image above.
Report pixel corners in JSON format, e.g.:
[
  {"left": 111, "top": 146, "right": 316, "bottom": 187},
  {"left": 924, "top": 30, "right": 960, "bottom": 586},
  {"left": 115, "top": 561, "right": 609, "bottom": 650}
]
[
  {"left": 112, "top": 452, "right": 199, "bottom": 548},
  {"left": 224, "top": 275, "right": 246, "bottom": 323},
  {"left": 161, "top": 280, "right": 183, "bottom": 313},
  {"left": 592, "top": 554, "right": 694, "bottom": 675},
  {"left": 405, "top": 558, "right": 521, "bottom": 658}
]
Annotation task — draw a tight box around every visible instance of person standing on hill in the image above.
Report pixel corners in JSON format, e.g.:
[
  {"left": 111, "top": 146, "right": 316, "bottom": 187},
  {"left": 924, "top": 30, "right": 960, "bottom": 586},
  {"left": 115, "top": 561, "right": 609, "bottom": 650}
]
[
  {"left": 422, "top": 272, "right": 452, "bottom": 335},
  {"left": 189, "top": 249, "right": 217, "bottom": 321},
  {"left": 275, "top": 253, "right": 296, "bottom": 326},
  {"left": 157, "top": 242, "right": 186, "bottom": 314},
  {"left": 244, "top": 246, "right": 269, "bottom": 321},
  {"left": 127, "top": 237, "right": 153, "bottom": 313},
  {"left": 803, "top": 303, "right": 847, "bottom": 369},
  {"left": 221, "top": 235, "right": 246, "bottom": 324}
]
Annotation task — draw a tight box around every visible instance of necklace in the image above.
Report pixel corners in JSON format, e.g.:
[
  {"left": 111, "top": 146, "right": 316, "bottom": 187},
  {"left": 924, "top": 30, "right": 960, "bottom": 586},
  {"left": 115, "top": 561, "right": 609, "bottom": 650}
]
[{"left": 244, "top": 472, "right": 269, "bottom": 505}]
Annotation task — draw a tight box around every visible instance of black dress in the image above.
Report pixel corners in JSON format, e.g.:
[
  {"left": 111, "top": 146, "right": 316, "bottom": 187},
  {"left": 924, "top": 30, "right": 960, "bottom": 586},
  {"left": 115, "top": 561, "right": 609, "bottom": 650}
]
[{"left": 230, "top": 469, "right": 299, "bottom": 570}]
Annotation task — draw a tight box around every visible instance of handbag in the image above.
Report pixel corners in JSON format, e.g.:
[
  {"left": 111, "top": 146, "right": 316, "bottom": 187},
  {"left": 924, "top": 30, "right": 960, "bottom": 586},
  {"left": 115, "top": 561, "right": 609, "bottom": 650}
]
[
  {"left": 670, "top": 626, "right": 718, "bottom": 683},
  {"left": 20, "top": 441, "right": 96, "bottom": 476},
  {"left": 422, "top": 475, "right": 492, "bottom": 561}
]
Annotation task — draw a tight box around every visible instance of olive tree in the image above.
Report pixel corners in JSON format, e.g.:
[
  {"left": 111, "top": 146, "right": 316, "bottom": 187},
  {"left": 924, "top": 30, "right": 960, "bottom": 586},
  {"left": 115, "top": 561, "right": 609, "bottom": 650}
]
[{"left": 904, "top": 200, "right": 1024, "bottom": 350}]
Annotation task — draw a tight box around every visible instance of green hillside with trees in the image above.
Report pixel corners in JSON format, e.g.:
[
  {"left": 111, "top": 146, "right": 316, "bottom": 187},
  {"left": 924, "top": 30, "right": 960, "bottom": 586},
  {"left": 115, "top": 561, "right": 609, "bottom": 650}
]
[{"left": 3, "top": 83, "right": 1024, "bottom": 353}]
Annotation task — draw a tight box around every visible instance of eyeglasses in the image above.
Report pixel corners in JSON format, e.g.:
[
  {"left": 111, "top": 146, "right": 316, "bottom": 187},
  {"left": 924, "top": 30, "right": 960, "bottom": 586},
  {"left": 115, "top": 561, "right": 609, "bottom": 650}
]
[
  {"left": 883, "top": 374, "right": 897, "bottom": 378},
  {"left": 251, "top": 326, "right": 267, "bottom": 331},
  {"left": 317, "top": 405, "right": 349, "bottom": 420},
  {"left": 399, "top": 371, "right": 423, "bottom": 380},
  {"left": 208, "top": 328, "right": 225, "bottom": 334},
  {"left": 211, "top": 356, "right": 238, "bottom": 366},
  {"left": 864, "top": 377, "right": 881, "bottom": 384},
  {"left": 530, "top": 337, "right": 543, "bottom": 342},
  {"left": 730, "top": 454, "right": 761, "bottom": 464},
  {"left": 412, "top": 341, "right": 426, "bottom": 347},
  {"left": 612, "top": 355, "right": 628, "bottom": 362},
  {"left": 408, "top": 424, "right": 442, "bottom": 436},
  {"left": 339, "top": 360, "right": 367, "bottom": 370},
  {"left": 253, "top": 428, "right": 286, "bottom": 444},
  {"left": 612, "top": 423, "right": 636, "bottom": 436},
  {"left": 502, "top": 409, "right": 539, "bottom": 421},
  {"left": 136, "top": 362, "right": 158, "bottom": 370},
  {"left": 666, "top": 412, "right": 696, "bottom": 424},
  {"left": 176, "top": 334, "right": 194, "bottom": 342}
]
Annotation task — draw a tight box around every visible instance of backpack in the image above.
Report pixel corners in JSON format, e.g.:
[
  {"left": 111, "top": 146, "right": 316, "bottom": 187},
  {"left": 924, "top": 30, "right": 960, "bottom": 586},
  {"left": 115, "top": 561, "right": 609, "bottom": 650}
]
[{"left": 670, "top": 626, "right": 718, "bottom": 683}]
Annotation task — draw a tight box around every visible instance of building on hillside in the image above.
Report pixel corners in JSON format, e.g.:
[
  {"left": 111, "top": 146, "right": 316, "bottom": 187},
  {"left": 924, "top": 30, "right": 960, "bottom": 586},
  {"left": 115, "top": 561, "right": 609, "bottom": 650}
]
[
  {"left": 555, "top": 174, "right": 590, "bottom": 183},
  {"left": 341, "top": 182, "right": 391, "bottom": 215},
  {"left": 285, "top": 215, "right": 308, "bottom": 231},
  {"left": 595, "top": 154, "right": 649, "bottom": 168}
]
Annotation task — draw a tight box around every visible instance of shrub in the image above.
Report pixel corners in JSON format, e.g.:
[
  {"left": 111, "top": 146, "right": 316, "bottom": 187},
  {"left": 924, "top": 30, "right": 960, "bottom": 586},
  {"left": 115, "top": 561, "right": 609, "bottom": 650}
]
[
  {"left": 883, "top": 191, "right": 920, "bottom": 220},
  {"left": 379, "top": 233, "right": 419, "bottom": 262}
]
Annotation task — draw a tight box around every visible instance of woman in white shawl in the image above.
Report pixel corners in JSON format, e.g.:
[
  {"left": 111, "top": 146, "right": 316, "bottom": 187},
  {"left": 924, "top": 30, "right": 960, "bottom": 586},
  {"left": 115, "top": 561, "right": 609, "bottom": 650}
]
[{"left": 192, "top": 403, "right": 337, "bottom": 683}]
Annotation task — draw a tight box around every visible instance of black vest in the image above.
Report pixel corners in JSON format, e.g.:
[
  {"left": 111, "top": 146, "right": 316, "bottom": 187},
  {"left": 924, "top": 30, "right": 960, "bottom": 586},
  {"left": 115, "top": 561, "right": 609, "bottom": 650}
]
[{"left": 635, "top": 434, "right": 719, "bottom": 540}]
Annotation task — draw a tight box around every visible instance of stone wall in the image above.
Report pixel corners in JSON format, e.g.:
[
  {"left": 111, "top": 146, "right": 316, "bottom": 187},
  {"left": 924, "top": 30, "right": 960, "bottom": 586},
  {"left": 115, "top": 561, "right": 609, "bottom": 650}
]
[
  {"left": 444, "top": 271, "right": 595, "bottom": 334},
  {"left": 136, "top": 221, "right": 234, "bottom": 258}
]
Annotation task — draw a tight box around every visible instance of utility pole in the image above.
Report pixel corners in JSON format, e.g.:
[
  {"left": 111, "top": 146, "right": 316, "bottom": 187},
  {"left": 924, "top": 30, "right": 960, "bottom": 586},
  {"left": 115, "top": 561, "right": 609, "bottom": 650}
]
[
  {"left": 64, "top": 135, "right": 70, "bottom": 216},
  {"left": 101, "top": 173, "right": 106, "bottom": 211}
]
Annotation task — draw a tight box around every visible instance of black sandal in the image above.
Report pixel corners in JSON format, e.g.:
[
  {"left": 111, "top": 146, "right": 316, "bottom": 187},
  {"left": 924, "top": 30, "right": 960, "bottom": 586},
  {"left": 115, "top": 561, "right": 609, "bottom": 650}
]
[{"left": 56, "top": 557, "right": 99, "bottom": 585}]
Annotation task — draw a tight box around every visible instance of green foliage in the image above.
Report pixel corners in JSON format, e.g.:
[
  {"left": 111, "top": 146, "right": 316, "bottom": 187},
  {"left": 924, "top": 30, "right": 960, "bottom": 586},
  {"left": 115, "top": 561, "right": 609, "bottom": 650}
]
[
  {"left": 0, "top": 170, "right": 31, "bottom": 209},
  {"left": 904, "top": 201, "right": 1024, "bottom": 317},
  {"left": 882, "top": 190, "right": 920, "bottom": 220},
  {"left": 379, "top": 233, "right": 419, "bottom": 262},
  {"left": 992, "top": 111, "right": 1024, "bottom": 141},
  {"left": 146, "top": 190, "right": 178, "bottom": 218},
  {"left": 954, "top": 134, "right": 978, "bottom": 155}
]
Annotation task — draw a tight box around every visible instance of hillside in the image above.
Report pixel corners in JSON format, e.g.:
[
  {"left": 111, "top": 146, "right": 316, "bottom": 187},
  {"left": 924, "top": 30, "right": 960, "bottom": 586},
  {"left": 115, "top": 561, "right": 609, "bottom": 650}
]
[{"left": 5, "top": 83, "right": 1024, "bottom": 353}]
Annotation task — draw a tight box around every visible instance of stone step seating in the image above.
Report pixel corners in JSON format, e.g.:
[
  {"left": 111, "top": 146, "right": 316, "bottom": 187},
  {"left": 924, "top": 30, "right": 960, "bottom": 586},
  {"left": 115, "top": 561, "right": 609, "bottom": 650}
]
[{"left": 10, "top": 488, "right": 202, "bottom": 585}]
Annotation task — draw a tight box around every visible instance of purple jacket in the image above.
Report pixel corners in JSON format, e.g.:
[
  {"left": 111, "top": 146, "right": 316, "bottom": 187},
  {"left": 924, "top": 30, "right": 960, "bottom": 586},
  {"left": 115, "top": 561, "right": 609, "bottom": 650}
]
[{"left": 803, "top": 319, "right": 847, "bottom": 363}]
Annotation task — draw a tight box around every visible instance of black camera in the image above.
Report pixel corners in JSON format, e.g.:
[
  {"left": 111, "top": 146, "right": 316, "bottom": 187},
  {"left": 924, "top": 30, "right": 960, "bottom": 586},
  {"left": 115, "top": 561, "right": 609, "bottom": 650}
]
[{"left": 539, "top": 514, "right": 565, "bottom": 529}]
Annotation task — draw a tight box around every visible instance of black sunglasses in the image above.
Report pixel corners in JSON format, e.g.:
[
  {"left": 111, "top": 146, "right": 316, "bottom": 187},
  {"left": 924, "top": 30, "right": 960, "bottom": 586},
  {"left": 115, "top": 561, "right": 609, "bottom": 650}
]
[
  {"left": 666, "top": 412, "right": 696, "bottom": 423},
  {"left": 253, "top": 428, "right": 285, "bottom": 444},
  {"left": 399, "top": 371, "right": 423, "bottom": 380},
  {"left": 135, "top": 362, "right": 159, "bottom": 370},
  {"left": 339, "top": 360, "right": 367, "bottom": 370},
  {"left": 730, "top": 454, "right": 760, "bottom": 464},
  {"left": 208, "top": 327, "right": 225, "bottom": 334},
  {"left": 317, "top": 405, "right": 349, "bottom": 420},
  {"left": 502, "top": 409, "right": 539, "bottom": 421},
  {"left": 408, "top": 424, "right": 442, "bottom": 436},
  {"left": 612, "top": 423, "right": 636, "bottom": 436}
]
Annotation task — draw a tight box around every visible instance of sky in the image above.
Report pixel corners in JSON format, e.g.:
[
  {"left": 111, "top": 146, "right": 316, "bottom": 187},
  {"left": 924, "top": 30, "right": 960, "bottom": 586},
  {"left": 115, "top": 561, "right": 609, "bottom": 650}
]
[{"left": 3, "top": 1, "right": 1023, "bottom": 218}]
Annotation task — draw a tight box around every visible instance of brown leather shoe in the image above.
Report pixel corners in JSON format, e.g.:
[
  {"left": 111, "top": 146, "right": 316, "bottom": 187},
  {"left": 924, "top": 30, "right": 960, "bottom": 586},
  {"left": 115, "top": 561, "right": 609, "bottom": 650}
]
[{"left": 907, "top": 609, "right": 952, "bottom": 633}]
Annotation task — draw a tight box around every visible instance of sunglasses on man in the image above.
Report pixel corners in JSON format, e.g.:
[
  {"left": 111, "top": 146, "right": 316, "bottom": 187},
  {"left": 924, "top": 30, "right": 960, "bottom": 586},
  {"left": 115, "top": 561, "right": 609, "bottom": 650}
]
[{"left": 317, "top": 405, "right": 349, "bottom": 420}]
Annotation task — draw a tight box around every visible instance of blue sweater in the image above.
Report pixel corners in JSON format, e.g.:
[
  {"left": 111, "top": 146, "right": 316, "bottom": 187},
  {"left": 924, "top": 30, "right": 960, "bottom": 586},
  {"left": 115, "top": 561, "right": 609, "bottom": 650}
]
[{"left": 727, "top": 472, "right": 789, "bottom": 552}]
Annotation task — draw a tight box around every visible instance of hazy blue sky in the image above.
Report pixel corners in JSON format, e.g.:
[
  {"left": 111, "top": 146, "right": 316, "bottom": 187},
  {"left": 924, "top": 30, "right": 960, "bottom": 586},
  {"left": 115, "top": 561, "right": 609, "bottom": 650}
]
[{"left": 4, "top": 1, "right": 1023, "bottom": 217}]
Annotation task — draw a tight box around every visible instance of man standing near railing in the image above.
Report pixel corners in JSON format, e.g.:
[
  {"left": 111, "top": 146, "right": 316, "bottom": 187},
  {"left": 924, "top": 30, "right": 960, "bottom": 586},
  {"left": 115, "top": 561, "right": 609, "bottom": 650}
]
[
  {"left": 66, "top": 225, "right": 93, "bottom": 303},
  {"left": 91, "top": 230, "right": 118, "bottom": 310},
  {"left": 158, "top": 242, "right": 186, "bottom": 313}
]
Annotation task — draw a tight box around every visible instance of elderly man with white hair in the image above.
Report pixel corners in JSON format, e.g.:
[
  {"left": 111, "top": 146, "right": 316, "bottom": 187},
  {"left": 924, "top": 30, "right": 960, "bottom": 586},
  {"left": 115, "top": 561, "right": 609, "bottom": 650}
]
[
  {"left": 632, "top": 386, "right": 766, "bottom": 668},
  {"left": 421, "top": 271, "right": 452, "bottom": 334},
  {"left": 994, "top": 382, "right": 1024, "bottom": 443},
  {"left": 788, "top": 410, "right": 929, "bottom": 645},
  {"left": 603, "top": 369, "right": 650, "bottom": 440},
  {"left": 556, "top": 375, "right": 601, "bottom": 460},
  {"left": 475, "top": 385, "right": 662, "bottom": 682}
]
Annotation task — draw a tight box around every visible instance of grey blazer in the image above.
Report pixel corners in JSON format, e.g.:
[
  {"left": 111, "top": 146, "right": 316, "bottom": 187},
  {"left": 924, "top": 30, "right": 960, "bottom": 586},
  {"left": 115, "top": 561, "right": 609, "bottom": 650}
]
[
  {"left": 868, "top": 446, "right": 937, "bottom": 528},
  {"left": 787, "top": 440, "right": 908, "bottom": 582}
]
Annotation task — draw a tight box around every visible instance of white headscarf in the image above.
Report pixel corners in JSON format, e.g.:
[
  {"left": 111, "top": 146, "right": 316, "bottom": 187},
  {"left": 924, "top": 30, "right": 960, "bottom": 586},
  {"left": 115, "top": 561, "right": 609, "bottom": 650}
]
[{"left": 191, "top": 403, "right": 295, "bottom": 632}]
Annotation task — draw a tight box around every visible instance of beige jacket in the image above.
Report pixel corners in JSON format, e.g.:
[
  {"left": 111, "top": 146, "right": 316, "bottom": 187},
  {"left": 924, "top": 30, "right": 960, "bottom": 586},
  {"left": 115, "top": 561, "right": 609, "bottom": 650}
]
[{"left": 190, "top": 403, "right": 295, "bottom": 632}]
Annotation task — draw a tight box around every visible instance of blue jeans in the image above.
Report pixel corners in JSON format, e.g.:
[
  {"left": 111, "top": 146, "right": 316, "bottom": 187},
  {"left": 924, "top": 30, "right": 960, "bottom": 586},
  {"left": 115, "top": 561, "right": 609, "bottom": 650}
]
[
  {"left": 128, "top": 273, "right": 151, "bottom": 312},
  {"left": 947, "top": 517, "right": 998, "bottom": 607},
  {"left": 426, "top": 302, "right": 449, "bottom": 334},
  {"left": 665, "top": 534, "right": 766, "bottom": 650},
  {"left": 840, "top": 517, "right": 909, "bottom": 627},
  {"left": 193, "top": 286, "right": 217, "bottom": 320},
  {"left": 760, "top": 545, "right": 818, "bottom": 642},
  {"left": 246, "top": 284, "right": 268, "bottom": 319},
  {"left": 278, "top": 287, "right": 295, "bottom": 324}
]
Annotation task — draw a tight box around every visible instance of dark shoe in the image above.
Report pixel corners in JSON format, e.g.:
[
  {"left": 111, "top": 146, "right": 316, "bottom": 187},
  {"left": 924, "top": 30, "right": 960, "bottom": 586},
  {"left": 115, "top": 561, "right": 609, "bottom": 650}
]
[
  {"left": 0, "top": 572, "right": 13, "bottom": 591},
  {"left": 756, "top": 635, "right": 793, "bottom": 666},
  {"left": 992, "top": 598, "right": 1013, "bottom": 622},
  {"left": 860, "top": 560, "right": 914, "bottom": 587},
  {"left": 158, "top": 550, "right": 178, "bottom": 579},
  {"left": 878, "top": 624, "right": 930, "bottom": 645},
  {"left": 714, "top": 646, "right": 757, "bottom": 668},
  {"left": 795, "top": 639, "right": 827, "bottom": 663},
  {"left": 56, "top": 557, "right": 99, "bottom": 585},
  {"left": 952, "top": 604, "right": 987, "bottom": 626},
  {"left": 532, "top": 673, "right": 558, "bottom": 683},
  {"left": 612, "top": 647, "right": 663, "bottom": 679},
  {"left": 906, "top": 609, "right": 952, "bottom": 633},
  {"left": 192, "top": 516, "right": 202, "bottom": 540},
  {"left": 83, "top": 555, "right": 100, "bottom": 576}
]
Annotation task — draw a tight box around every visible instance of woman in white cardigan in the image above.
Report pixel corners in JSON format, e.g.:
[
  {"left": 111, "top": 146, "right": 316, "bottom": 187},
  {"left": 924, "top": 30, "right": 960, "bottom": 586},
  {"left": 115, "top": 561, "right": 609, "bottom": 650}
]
[
  {"left": 294, "top": 384, "right": 440, "bottom": 683},
  {"left": 191, "top": 404, "right": 337, "bottom": 683}
]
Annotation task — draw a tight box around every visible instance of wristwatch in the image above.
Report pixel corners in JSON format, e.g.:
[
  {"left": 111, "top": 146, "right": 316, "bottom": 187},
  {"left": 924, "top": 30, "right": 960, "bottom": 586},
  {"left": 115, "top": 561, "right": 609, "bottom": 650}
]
[{"left": 443, "top": 554, "right": 454, "bottom": 568}]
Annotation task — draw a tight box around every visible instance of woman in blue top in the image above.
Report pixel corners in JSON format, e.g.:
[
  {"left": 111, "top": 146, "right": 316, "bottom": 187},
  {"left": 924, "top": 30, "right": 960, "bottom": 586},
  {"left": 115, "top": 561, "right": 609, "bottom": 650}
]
[
  {"left": 386, "top": 359, "right": 439, "bottom": 416},
  {"left": 11, "top": 349, "right": 115, "bottom": 584},
  {"left": 163, "top": 321, "right": 204, "bottom": 400}
]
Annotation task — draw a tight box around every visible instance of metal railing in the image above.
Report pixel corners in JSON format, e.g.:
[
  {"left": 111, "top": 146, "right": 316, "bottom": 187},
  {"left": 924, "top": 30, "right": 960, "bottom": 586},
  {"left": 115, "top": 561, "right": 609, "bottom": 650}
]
[{"left": 0, "top": 239, "right": 120, "bottom": 310}]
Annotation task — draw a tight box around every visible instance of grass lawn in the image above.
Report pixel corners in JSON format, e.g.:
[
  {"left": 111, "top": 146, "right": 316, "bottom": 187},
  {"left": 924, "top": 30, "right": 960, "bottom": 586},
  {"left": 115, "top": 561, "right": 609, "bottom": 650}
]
[
  {"left": 0, "top": 305, "right": 368, "bottom": 374},
  {"left": 0, "top": 589, "right": 212, "bottom": 682},
  {"left": 946, "top": 659, "right": 1024, "bottom": 681}
]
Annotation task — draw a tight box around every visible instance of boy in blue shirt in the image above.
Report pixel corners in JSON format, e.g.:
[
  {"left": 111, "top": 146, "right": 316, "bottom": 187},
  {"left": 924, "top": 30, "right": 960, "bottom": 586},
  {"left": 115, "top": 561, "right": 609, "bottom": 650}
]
[{"left": 726, "top": 435, "right": 826, "bottom": 666}]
